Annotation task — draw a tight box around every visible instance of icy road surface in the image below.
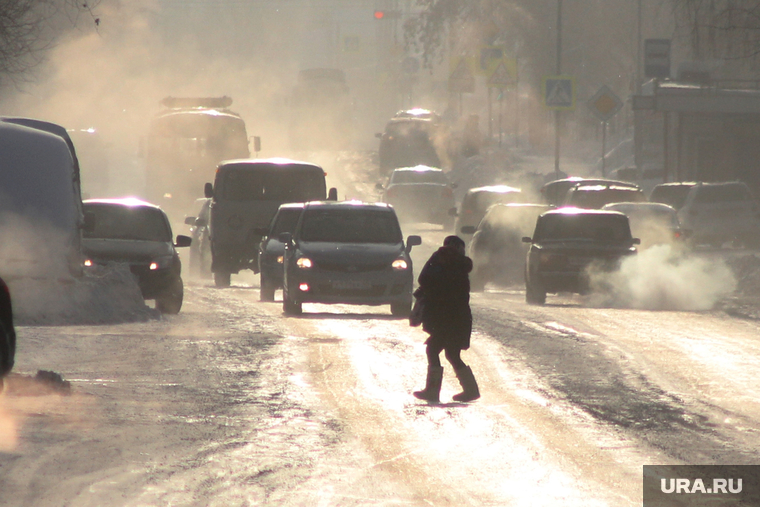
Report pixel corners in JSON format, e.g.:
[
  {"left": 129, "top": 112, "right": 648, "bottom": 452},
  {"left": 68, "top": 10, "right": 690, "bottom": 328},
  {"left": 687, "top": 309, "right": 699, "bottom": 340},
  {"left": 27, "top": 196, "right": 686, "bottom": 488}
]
[{"left": 2, "top": 226, "right": 760, "bottom": 506}]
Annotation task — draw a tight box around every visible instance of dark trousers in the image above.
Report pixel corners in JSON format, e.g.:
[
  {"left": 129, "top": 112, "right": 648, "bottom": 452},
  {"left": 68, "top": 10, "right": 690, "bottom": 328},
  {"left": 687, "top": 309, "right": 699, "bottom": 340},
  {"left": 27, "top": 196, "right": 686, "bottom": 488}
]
[{"left": 426, "top": 340, "right": 466, "bottom": 370}]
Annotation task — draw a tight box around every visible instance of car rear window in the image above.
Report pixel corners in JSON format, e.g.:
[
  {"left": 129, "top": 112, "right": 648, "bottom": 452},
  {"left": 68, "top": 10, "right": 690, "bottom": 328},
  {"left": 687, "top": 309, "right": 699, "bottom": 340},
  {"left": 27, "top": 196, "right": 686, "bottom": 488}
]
[
  {"left": 220, "top": 164, "right": 326, "bottom": 202},
  {"left": 534, "top": 214, "right": 632, "bottom": 242},
  {"left": 300, "top": 208, "right": 402, "bottom": 244},
  {"left": 566, "top": 186, "right": 645, "bottom": 208},
  {"left": 84, "top": 204, "right": 172, "bottom": 242},
  {"left": 649, "top": 185, "right": 693, "bottom": 209},
  {"left": 694, "top": 184, "right": 751, "bottom": 203},
  {"left": 390, "top": 170, "right": 447, "bottom": 185}
]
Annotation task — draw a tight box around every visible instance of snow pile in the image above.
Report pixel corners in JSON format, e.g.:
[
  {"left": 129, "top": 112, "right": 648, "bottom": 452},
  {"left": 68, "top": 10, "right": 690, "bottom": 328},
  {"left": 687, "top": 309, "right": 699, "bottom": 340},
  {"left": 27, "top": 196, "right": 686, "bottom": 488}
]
[
  {"left": 587, "top": 244, "right": 737, "bottom": 311},
  {"left": 9, "top": 264, "right": 159, "bottom": 326}
]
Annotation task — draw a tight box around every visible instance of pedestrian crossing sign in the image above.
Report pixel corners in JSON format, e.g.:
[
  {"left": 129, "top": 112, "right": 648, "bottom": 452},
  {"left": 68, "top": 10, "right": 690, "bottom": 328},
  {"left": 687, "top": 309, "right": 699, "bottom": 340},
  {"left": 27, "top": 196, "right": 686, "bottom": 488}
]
[{"left": 543, "top": 75, "right": 575, "bottom": 110}]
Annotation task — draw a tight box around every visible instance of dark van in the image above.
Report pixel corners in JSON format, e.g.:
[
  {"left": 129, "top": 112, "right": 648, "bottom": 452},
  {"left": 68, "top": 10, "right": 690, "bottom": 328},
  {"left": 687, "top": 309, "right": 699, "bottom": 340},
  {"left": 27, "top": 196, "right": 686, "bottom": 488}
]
[
  {"left": 205, "top": 158, "right": 334, "bottom": 287},
  {"left": 0, "top": 121, "right": 84, "bottom": 281}
]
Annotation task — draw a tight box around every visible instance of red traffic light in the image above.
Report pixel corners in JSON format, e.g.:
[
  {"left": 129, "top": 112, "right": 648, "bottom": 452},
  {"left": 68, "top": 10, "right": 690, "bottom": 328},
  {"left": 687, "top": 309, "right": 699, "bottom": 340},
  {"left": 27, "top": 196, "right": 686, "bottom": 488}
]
[{"left": 374, "top": 10, "right": 384, "bottom": 19}]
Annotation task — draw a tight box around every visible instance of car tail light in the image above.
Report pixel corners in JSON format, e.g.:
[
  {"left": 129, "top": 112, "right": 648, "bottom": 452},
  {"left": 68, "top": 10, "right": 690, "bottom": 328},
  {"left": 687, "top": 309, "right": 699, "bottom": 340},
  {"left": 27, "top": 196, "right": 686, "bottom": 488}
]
[{"left": 84, "top": 259, "right": 93, "bottom": 267}]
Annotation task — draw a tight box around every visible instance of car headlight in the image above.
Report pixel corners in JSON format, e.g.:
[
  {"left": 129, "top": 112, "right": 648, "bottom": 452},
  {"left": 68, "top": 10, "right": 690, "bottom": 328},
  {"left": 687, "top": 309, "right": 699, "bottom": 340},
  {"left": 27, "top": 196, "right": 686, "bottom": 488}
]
[
  {"left": 392, "top": 258, "right": 408, "bottom": 270},
  {"left": 277, "top": 255, "right": 284, "bottom": 264},
  {"left": 149, "top": 255, "right": 174, "bottom": 271},
  {"left": 83, "top": 259, "right": 94, "bottom": 267},
  {"left": 296, "top": 257, "right": 313, "bottom": 269}
]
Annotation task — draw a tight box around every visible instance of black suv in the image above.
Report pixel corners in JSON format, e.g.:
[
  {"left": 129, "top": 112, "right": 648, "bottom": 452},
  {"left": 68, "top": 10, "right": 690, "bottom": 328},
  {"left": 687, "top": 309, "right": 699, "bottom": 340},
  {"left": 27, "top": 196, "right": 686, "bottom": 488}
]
[
  {"left": 522, "top": 208, "right": 639, "bottom": 305},
  {"left": 82, "top": 198, "right": 191, "bottom": 314}
]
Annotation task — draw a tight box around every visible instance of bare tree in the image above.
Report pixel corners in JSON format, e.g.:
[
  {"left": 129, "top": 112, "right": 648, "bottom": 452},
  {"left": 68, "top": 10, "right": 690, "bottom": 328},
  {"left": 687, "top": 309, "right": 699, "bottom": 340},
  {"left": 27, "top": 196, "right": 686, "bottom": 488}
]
[
  {"left": 0, "top": 0, "right": 99, "bottom": 84},
  {"left": 672, "top": 0, "right": 760, "bottom": 61}
]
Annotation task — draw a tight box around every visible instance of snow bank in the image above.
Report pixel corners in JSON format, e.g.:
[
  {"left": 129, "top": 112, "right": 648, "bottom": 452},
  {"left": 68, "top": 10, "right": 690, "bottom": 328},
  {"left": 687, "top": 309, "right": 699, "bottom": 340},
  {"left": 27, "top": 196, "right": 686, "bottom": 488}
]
[{"left": 9, "top": 264, "right": 159, "bottom": 326}]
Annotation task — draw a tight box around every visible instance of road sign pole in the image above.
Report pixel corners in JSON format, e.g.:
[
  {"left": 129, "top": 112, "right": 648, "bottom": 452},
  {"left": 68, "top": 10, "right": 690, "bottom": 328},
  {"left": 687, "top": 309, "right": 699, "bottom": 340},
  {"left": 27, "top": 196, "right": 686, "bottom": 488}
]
[
  {"left": 602, "top": 121, "right": 607, "bottom": 178},
  {"left": 554, "top": 0, "right": 563, "bottom": 179}
]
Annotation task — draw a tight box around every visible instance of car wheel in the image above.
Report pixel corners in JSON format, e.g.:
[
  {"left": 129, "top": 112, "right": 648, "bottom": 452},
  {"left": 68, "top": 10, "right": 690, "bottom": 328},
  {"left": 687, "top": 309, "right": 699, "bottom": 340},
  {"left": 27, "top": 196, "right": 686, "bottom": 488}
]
[
  {"left": 156, "top": 276, "right": 184, "bottom": 314},
  {"left": 525, "top": 280, "right": 546, "bottom": 305},
  {"left": 282, "top": 291, "right": 302, "bottom": 315},
  {"left": 260, "top": 275, "right": 276, "bottom": 302},
  {"left": 214, "top": 270, "right": 231, "bottom": 288},
  {"left": 390, "top": 300, "right": 411, "bottom": 317}
]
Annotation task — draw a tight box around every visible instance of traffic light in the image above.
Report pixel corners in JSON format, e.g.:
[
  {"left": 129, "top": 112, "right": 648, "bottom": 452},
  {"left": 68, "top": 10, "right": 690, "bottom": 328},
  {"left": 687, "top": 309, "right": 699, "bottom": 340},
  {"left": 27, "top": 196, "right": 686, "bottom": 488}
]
[{"left": 373, "top": 10, "right": 401, "bottom": 20}]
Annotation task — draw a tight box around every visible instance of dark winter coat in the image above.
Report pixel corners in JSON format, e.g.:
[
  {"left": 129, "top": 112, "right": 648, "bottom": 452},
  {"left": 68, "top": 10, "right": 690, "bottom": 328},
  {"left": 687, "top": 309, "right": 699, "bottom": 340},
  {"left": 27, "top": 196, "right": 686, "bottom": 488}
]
[{"left": 416, "top": 245, "right": 473, "bottom": 350}]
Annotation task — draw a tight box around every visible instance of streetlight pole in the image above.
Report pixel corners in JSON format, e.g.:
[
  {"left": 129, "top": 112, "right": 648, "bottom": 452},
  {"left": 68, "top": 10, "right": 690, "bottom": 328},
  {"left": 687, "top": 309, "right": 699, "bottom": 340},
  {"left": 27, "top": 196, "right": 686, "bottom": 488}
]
[{"left": 554, "top": 0, "right": 563, "bottom": 179}]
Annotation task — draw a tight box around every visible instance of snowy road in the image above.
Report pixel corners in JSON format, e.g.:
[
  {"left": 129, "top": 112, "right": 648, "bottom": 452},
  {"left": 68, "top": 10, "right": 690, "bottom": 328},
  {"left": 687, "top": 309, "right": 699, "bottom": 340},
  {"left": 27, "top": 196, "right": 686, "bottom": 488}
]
[{"left": 3, "top": 233, "right": 760, "bottom": 505}]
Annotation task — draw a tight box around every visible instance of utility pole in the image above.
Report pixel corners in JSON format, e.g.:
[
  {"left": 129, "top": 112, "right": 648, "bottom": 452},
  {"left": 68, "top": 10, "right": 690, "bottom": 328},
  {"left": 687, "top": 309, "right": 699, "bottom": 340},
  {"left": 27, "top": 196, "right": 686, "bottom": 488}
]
[
  {"left": 637, "top": 0, "right": 642, "bottom": 94},
  {"left": 554, "top": 0, "right": 563, "bottom": 179}
]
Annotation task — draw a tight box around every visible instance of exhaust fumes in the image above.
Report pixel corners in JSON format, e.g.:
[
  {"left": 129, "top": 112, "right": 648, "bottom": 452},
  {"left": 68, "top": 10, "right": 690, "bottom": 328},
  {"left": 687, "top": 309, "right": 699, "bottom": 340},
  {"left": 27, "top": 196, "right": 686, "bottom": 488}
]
[{"left": 587, "top": 244, "right": 736, "bottom": 311}]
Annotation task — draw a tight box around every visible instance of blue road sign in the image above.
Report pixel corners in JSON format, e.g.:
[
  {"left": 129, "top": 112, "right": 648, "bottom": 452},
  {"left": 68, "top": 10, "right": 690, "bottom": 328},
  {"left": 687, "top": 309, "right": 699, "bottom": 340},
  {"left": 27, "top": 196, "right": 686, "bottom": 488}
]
[{"left": 543, "top": 76, "right": 575, "bottom": 110}]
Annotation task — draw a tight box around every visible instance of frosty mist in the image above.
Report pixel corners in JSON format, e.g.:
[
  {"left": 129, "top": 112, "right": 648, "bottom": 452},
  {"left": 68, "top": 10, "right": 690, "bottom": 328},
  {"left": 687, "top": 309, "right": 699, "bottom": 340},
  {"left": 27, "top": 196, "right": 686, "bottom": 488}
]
[{"left": 588, "top": 245, "right": 737, "bottom": 311}]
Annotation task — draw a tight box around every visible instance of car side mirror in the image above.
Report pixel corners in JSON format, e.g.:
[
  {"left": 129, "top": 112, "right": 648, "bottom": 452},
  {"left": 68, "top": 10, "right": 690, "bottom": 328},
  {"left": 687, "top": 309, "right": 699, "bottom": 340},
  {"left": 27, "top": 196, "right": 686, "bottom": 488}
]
[
  {"left": 204, "top": 182, "right": 214, "bottom": 199},
  {"left": 448, "top": 207, "right": 458, "bottom": 217},
  {"left": 375, "top": 132, "right": 382, "bottom": 139},
  {"left": 375, "top": 182, "right": 384, "bottom": 191},
  {"left": 522, "top": 237, "right": 532, "bottom": 243},
  {"left": 175, "top": 235, "right": 192, "bottom": 248},
  {"left": 460, "top": 226, "right": 476, "bottom": 235},
  {"left": 405, "top": 235, "right": 422, "bottom": 252},
  {"left": 195, "top": 218, "right": 208, "bottom": 227},
  {"left": 632, "top": 238, "right": 641, "bottom": 245},
  {"left": 327, "top": 187, "right": 338, "bottom": 201},
  {"left": 184, "top": 216, "right": 196, "bottom": 226}
]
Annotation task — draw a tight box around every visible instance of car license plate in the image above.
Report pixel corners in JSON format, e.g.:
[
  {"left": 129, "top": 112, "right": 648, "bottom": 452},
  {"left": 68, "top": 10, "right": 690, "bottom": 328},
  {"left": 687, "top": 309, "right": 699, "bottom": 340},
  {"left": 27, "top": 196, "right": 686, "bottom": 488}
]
[{"left": 333, "top": 280, "right": 371, "bottom": 290}]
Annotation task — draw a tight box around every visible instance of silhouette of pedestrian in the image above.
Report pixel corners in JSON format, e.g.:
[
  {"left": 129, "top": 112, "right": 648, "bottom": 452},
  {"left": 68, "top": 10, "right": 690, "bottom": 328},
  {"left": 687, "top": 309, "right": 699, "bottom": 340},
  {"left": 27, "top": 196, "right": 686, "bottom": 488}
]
[{"left": 413, "top": 235, "right": 480, "bottom": 403}]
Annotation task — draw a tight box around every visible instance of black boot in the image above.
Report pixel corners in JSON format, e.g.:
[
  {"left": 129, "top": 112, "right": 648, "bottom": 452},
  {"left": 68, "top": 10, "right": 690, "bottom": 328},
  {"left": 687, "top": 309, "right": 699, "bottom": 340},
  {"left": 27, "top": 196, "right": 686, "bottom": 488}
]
[
  {"left": 452, "top": 365, "right": 480, "bottom": 402},
  {"left": 413, "top": 365, "right": 443, "bottom": 402}
]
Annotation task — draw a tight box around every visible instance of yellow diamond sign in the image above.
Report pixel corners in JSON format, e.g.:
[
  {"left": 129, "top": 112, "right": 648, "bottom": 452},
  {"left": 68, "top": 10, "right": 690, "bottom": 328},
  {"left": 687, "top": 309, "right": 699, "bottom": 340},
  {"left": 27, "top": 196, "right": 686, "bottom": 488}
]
[{"left": 587, "top": 85, "right": 623, "bottom": 122}]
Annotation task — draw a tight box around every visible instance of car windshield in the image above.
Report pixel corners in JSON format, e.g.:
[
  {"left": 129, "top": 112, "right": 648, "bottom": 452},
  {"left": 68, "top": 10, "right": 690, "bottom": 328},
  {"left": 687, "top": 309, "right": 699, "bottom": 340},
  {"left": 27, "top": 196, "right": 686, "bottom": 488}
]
[
  {"left": 221, "top": 164, "right": 326, "bottom": 202},
  {"left": 391, "top": 170, "right": 447, "bottom": 184},
  {"left": 270, "top": 208, "right": 302, "bottom": 236},
  {"left": 300, "top": 208, "right": 402, "bottom": 243},
  {"left": 534, "top": 214, "right": 632, "bottom": 242},
  {"left": 84, "top": 204, "right": 172, "bottom": 242},
  {"left": 650, "top": 185, "right": 693, "bottom": 209},
  {"left": 694, "top": 184, "right": 751, "bottom": 203}
]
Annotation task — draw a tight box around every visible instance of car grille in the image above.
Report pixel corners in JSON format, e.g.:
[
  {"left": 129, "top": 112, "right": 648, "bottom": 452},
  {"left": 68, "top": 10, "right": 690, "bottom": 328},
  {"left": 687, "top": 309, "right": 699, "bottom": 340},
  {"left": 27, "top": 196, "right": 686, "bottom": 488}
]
[
  {"left": 316, "top": 261, "right": 389, "bottom": 272},
  {"left": 316, "top": 284, "right": 387, "bottom": 297}
]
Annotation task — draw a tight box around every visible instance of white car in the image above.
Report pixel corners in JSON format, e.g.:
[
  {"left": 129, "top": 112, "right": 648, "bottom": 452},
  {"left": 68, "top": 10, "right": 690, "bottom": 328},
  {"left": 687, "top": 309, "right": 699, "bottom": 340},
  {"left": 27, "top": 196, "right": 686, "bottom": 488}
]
[{"left": 675, "top": 182, "right": 760, "bottom": 248}]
